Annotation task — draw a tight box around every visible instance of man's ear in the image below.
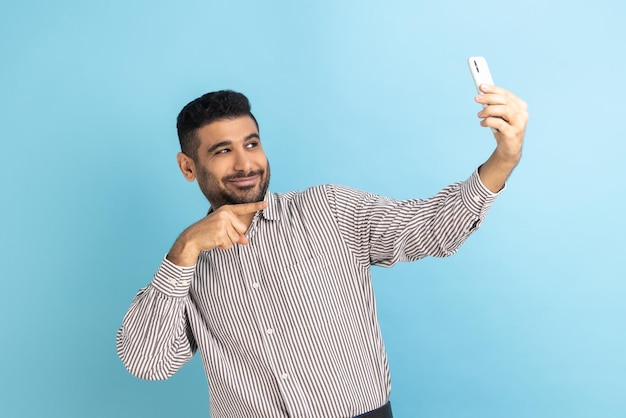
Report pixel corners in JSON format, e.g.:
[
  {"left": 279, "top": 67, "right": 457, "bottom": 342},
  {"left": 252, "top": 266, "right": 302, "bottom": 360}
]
[{"left": 177, "top": 152, "right": 197, "bottom": 182}]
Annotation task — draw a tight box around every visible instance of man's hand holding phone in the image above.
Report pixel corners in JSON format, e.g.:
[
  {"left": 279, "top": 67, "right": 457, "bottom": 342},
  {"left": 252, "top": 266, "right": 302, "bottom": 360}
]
[{"left": 468, "top": 56, "right": 528, "bottom": 192}]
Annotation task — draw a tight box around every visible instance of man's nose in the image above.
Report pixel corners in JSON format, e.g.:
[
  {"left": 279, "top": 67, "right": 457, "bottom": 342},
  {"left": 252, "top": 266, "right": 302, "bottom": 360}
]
[{"left": 232, "top": 149, "right": 252, "bottom": 172}]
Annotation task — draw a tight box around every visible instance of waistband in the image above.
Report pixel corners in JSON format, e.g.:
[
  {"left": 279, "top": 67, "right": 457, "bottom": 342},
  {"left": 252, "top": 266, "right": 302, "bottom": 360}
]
[{"left": 354, "top": 401, "right": 393, "bottom": 418}]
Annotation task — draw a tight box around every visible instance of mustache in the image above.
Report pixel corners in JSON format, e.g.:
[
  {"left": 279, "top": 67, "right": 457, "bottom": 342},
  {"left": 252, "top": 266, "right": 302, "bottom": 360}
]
[{"left": 222, "top": 169, "right": 264, "bottom": 182}]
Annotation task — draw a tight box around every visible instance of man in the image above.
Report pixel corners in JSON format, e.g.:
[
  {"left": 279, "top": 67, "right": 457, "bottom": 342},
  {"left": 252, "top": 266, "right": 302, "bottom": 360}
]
[{"left": 117, "top": 86, "right": 528, "bottom": 418}]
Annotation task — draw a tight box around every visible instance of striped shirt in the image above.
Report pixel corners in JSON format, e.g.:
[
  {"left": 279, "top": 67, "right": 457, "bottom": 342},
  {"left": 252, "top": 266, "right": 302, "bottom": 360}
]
[{"left": 116, "top": 169, "right": 499, "bottom": 418}]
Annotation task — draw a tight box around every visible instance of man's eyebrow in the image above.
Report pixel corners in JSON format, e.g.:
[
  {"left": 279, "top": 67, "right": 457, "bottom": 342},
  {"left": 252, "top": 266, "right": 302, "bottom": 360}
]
[
  {"left": 244, "top": 133, "right": 260, "bottom": 141},
  {"left": 207, "top": 140, "right": 233, "bottom": 154},
  {"left": 206, "top": 133, "right": 260, "bottom": 154}
]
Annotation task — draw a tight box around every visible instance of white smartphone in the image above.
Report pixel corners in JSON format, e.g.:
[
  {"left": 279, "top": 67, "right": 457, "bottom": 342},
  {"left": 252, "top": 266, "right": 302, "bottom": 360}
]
[
  {"left": 468, "top": 56, "right": 494, "bottom": 91},
  {"left": 468, "top": 56, "right": 497, "bottom": 133}
]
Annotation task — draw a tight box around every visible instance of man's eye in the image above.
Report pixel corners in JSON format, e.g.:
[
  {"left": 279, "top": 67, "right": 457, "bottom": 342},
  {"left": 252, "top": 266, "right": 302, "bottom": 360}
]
[
  {"left": 246, "top": 142, "right": 259, "bottom": 149},
  {"left": 215, "top": 149, "right": 230, "bottom": 155}
]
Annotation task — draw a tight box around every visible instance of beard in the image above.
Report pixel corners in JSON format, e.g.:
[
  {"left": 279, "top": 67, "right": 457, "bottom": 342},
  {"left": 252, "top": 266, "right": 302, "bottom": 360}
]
[{"left": 196, "top": 162, "right": 271, "bottom": 209}]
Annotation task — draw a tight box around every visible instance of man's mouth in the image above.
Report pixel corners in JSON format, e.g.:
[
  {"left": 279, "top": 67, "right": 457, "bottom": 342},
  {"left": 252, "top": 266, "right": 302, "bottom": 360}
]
[
  {"left": 227, "top": 176, "right": 258, "bottom": 188},
  {"left": 224, "top": 171, "right": 263, "bottom": 188}
]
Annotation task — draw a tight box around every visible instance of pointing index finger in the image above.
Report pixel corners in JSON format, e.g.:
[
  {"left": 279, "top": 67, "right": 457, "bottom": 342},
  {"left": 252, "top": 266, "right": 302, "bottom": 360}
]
[{"left": 228, "top": 201, "right": 268, "bottom": 215}]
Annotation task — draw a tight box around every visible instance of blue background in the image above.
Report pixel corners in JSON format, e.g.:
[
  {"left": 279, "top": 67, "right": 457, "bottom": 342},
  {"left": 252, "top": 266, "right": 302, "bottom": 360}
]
[{"left": 1, "top": 0, "right": 625, "bottom": 417}]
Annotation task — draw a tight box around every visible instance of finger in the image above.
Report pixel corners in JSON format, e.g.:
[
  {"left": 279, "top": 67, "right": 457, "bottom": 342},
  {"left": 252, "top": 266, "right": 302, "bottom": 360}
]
[
  {"left": 480, "top": 116, "right": 510, "bottom": 134},
  {"left": 479, "top": 83, "right": 513, "bottom": 96},
  {"left": 475, "top": 92, "right": 507, "bottom": 106},
  {"left": 218, "top": 227, "right": 244, "bottom": 250},
  {"left": 222, "top": 210, "right": 246, "bottom": 231},
  {"left": 225, "top": 224, "right": 250, "bottom": 247},
  {"left": 497, "top": 87, "right": 527, "bottom": 111},
  {"left": 479, "top": 104, "right": 527, "bottom": 130},
  {"left": 228, "top": 201, "right": 268, "bottom": 216},
  {"left": 480, "top": 113, "right": 521, "bottom": 137},
  {"left": 222, "top": 222, "right": 249, "bottom": 246},
  {"left": 481, "top": 111, "right": 526, "bottom": 140},
  {"left": 479, "top": 85, "right": 527, "bottom": 109},
  {"left": 478, "top": 104, "right": 511, "bottom": 121},
  {"left": 226, "top": 215, "right": 252, "bottom": 244}
]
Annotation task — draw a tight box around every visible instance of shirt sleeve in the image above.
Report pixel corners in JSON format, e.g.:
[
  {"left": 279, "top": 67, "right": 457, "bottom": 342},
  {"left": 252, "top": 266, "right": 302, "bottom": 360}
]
[
  {"left": 327, "top": 168, "right": 501, "bottom": 267},
  {"left": 116, "top": 257, "right": 197, "bottom": 380}
]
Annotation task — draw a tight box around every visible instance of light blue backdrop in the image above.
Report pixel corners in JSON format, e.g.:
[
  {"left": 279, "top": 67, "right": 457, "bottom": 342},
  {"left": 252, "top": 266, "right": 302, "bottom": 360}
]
[{"left": 1, "top": 0, "right": 624, "bottom": 417}]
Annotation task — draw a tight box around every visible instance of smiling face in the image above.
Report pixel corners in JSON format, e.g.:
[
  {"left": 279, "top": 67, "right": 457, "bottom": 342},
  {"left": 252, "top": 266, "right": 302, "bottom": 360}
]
[{"left": 177, "top": 116, "right": 270, "bottom": 209}]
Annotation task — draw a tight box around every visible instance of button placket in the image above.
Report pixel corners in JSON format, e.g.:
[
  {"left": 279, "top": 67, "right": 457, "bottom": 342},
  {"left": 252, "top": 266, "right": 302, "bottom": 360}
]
[
  {"left": 238, "top": 238, "right": 282, "bottom": 371},
  {"left": 237, "top": 222, "right": 296, "bottom": 395}
]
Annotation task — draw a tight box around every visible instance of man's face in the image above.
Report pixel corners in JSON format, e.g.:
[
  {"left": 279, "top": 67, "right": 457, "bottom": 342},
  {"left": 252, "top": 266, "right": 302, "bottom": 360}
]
[{"left": 190, "top": 116, "right": 270, "bottom": 209}]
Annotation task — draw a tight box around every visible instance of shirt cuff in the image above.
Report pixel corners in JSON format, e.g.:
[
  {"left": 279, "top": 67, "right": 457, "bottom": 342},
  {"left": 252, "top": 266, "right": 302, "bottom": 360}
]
[
  {"left": 460, "top": 168, "right": 503, "bottom": 218},
  {"left": 150, "top": 256, "right": 196, "bottom": 297}
]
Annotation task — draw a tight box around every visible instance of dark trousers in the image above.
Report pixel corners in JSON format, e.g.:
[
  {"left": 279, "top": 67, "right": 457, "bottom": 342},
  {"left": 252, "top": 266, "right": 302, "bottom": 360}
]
[{"left": 354, "top": 401, "right": 393, "bottom": 418}]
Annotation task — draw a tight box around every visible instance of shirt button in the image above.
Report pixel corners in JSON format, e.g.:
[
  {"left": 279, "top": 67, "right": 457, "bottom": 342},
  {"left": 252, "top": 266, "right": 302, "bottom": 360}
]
[
  {"left": 473, "top": 195, "right": 481, "bottom": 203},
  {"left": 169, "top": 278, "right": 177, "bottom": 285},
  {"left": 281, "top": 372, "right": 289, "bottom": 380},
  {"left": 252, "top": 282, "right": 260, "bottom": 289},
  {"left": 266, "top": 328, "right": 274, "bottom": 335}
]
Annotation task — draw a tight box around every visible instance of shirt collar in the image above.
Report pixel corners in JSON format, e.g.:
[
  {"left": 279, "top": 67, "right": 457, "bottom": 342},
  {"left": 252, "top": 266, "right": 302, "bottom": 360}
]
[{"left": 260, "top": 190, "right": 279, "bottom": 221}]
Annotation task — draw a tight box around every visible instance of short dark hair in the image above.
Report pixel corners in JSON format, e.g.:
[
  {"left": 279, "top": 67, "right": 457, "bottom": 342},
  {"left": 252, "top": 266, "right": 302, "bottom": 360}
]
[{"left": 176, "top": 90, "right": 258, "bottom": 161}]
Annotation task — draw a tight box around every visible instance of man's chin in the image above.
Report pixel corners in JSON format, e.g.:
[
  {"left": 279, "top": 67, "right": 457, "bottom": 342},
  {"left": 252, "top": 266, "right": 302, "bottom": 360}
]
[{"left": 224, "top": 188, "right": 265, "bottom": 204}]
